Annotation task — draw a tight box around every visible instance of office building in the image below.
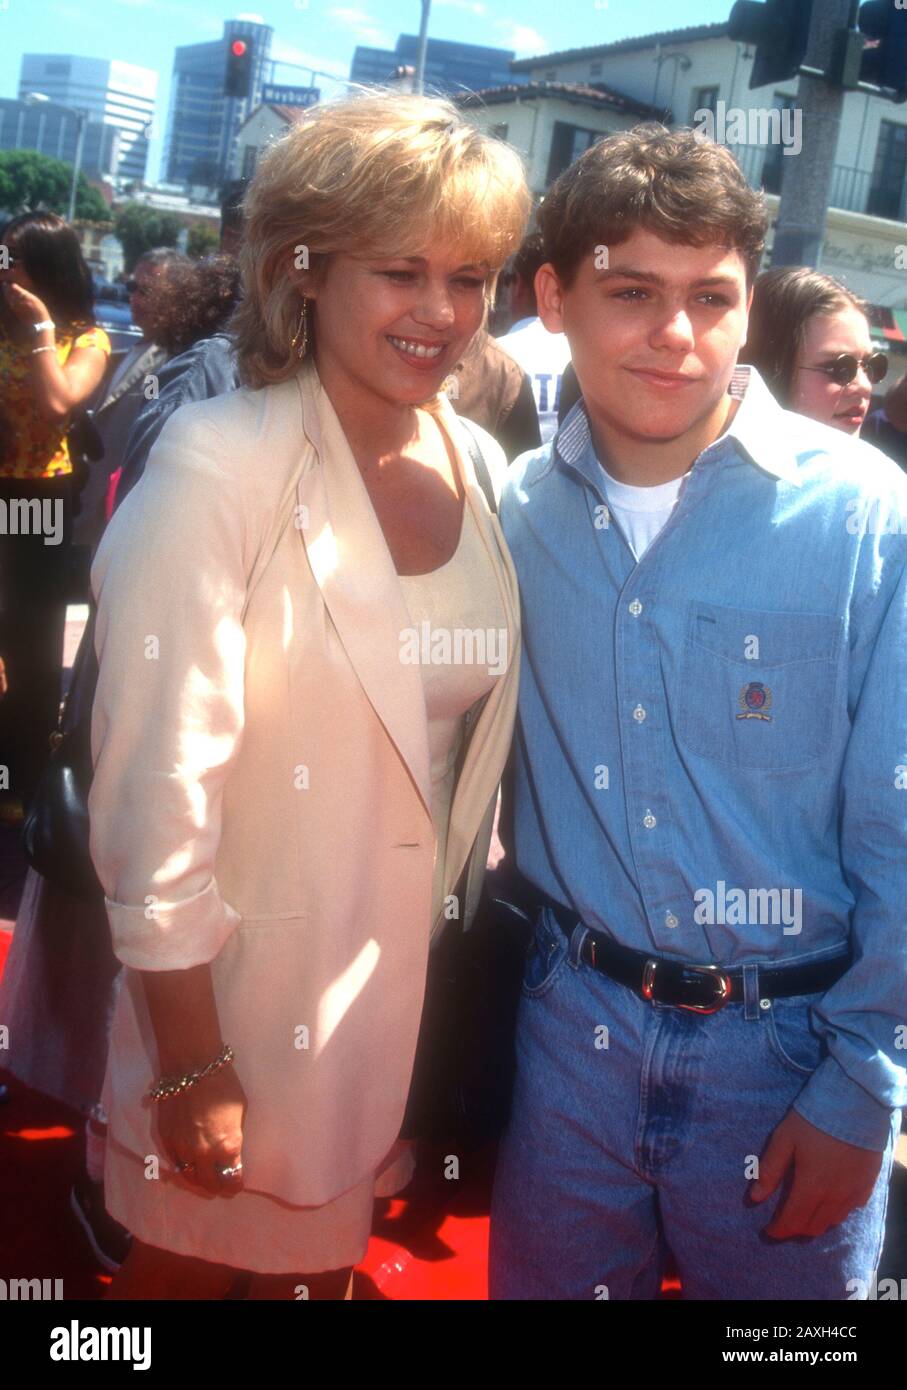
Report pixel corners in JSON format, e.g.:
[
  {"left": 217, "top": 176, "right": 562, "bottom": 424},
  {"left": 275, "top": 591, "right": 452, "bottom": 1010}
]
[
  {"left": 162, "top": 17, "right": 272, "bottom": 190},
  {"left": 0, "top": 97, "right": 119, "bottom": 182},
  {"left": 17, "top": 54, "right": 156, "bottom": 183},
  {"left": 350, "top": 35, "right": 519, "bottom": 95}
]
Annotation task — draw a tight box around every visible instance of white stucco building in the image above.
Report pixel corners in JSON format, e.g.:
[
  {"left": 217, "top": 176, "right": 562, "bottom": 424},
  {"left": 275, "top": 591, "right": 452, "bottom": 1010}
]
[{"left": 459, "top": 21, "right": 907, "bottom": 349}]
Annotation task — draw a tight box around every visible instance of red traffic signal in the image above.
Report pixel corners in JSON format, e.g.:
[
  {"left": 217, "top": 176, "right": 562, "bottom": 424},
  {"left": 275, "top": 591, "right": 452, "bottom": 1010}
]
[{"left": 225, "top": 37, "right": 252, "bottom": 99}]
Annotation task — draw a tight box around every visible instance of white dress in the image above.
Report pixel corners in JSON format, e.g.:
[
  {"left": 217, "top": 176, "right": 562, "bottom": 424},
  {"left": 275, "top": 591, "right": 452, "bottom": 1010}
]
[{"left": 103, "top": 494, "right": 507, "bottom": 1273}]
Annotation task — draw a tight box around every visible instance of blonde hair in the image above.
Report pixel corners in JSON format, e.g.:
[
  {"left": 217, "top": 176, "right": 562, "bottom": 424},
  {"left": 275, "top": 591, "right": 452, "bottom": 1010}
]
[{"left": 232, "top": 89, "right": 531, "bottom": 387}]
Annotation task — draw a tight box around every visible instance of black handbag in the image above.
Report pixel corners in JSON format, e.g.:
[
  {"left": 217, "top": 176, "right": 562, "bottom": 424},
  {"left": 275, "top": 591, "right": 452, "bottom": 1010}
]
[
  {"left": 399, "top": 420, "right": 534, "bottom": 1145},
  {"left": 399, "top": 863, "right": 534, "bottom": 1145},
  {"left": 65, "top": 409, "right": 104, "bottom": 521},
  {"left": 22, "top": 610, "right": 104, "bottom": 902}
]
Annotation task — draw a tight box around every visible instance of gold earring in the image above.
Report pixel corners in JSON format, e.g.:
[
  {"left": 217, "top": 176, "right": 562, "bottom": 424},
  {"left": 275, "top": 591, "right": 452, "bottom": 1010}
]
[{"left": 291, "top": 298, "right": 309, "bottom": 359}]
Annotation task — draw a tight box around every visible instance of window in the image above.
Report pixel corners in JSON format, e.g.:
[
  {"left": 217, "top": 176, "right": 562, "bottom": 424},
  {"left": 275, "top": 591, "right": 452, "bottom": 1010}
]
[
  {"left": 868, "top": 120, "right": 907, "bottom": 220},
  {"left": 241, "top": 144, "right": 259, "bottom": 178},
  {"left": 490, "top": 122, "right": 509, "bottom": 141},
  {"left": 760, "top": 93, "right": 798, "bottom": 194},
  {"left": 691, "top": 86, "right": 719, "bottom": 120},
  {"left": 590, "top": 62, "right": 603, "bottom": 78},
  {"left": 545, "top": 70, "right": 558, "bottom": 80},
  {"left": 546, "top": 121, "right": 604, "bottom": 184}
]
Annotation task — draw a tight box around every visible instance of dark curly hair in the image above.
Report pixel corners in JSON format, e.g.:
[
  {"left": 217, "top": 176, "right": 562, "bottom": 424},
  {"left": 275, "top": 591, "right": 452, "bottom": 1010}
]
[{"left": 146, "top": 254, "right": 242, "bottom": 355}]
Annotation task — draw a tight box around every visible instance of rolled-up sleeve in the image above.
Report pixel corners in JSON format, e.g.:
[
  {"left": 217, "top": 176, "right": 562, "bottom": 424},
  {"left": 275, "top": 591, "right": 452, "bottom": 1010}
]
[{"left": 88, "top": 405, "right": 248, "bottom": 971}]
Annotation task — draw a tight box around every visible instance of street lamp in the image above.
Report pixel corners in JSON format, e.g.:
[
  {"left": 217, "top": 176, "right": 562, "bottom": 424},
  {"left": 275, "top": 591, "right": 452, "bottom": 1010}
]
[
  {"left": 415, "top": 0, "right": 431, "bottom": 95},
  {"left": 651, "top": 49, "right": 692, "bottom": 115},
  {"left": 24, "top": 91, "right": 88, "bottom": 223}
]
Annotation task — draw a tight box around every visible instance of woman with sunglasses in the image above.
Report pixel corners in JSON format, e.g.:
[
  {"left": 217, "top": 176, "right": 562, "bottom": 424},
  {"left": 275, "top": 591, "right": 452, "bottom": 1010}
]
[{"left": 741, "top": 266, "right": 886, "bottom": 436}]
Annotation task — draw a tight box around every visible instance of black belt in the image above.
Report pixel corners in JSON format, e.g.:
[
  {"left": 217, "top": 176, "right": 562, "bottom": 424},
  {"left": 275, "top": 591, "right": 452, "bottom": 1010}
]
[{"left": 540, "top": 896, "right": 850, "bottom": 1014}]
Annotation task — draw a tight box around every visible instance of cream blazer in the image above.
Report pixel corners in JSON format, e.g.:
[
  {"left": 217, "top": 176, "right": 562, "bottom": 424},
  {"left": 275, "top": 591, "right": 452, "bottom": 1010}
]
[{"left": 88, "top": 359, "right": 521, "bottom": 1207}]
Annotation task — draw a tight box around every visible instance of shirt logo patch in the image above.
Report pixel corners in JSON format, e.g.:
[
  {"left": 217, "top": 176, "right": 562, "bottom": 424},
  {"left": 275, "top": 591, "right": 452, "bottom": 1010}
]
[{"left": 737, "top": 681, "right": 772, "bottom": 721}]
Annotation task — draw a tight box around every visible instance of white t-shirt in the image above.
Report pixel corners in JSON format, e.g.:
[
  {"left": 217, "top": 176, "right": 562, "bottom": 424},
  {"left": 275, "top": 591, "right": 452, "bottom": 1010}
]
[
  {"left": 496, "top": 316, "right": 572, "bottom": 445},
  {"left": 597, "top": 461, "right": 687, "bottom": 561}
]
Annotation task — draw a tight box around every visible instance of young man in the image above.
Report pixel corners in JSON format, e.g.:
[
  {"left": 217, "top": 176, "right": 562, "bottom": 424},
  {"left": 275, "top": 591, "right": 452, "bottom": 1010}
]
[
  {"left": 490, "top": 125, "right": 907, "bottom": 1300},
  {"left": 497, "top": 231, "right": 572, "bottom": 444}
]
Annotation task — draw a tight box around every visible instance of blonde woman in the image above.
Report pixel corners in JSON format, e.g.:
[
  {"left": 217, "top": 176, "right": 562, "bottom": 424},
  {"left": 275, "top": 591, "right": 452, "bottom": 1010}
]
[{"left": 88, "top": 92, "right": 530, "bottom": 1300}]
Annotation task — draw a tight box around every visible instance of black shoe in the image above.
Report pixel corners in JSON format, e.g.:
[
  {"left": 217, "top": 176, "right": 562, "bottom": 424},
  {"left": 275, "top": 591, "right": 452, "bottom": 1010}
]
[{"left": 70, "top": 1173, "right": 132, "bottom": 1273}]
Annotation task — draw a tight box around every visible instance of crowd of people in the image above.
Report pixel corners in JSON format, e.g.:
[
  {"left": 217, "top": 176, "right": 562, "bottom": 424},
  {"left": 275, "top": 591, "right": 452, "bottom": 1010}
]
[{"left": 0, "top": 90, "right": 904, "bottom": 1301}]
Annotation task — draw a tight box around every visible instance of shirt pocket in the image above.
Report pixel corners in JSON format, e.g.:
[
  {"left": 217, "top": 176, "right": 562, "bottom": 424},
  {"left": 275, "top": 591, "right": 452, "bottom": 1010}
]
[{"left": 674, "top": 602, "right": 843, "bottom": 773}]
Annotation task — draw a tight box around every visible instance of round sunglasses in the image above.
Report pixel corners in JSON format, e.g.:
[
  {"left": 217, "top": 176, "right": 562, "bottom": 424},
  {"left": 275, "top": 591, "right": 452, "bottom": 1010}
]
[{"left": 798, "top": 351, "right": 888, "bottom": 387}]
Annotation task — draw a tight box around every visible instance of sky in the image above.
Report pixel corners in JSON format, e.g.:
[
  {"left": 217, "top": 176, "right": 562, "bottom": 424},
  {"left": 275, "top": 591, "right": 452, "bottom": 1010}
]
[{"left": 0, "top": 0, "right": 731, "bottom": 183}]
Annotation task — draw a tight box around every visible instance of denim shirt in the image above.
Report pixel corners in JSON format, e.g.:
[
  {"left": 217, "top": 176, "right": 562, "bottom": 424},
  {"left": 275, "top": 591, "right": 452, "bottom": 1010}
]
[{"left": 500, "top": 365, "right": 907, "bottom": 1151}]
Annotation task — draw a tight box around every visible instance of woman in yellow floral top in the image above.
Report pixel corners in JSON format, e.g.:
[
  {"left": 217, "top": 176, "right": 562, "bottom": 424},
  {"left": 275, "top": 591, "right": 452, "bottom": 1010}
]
[{"left": 0, "top": 211, "right": 110, "bottom": 814}]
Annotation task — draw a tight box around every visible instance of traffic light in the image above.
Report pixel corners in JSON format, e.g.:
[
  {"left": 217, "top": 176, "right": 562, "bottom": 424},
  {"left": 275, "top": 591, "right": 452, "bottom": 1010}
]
[
  {"left": 859, "top": 1, "right": 907, "bottom": 98},
  {"left": 728, "top": 0, "right": 815, "bottom": 89},
  {"left": 225, "top": 38, "right": 252, "bottom": 99}
]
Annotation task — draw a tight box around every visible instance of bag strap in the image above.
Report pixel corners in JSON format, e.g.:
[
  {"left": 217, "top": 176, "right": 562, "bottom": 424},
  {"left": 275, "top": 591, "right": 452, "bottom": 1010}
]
[{"left": 458, "top": 417, "right": 497, "bottom": 516}]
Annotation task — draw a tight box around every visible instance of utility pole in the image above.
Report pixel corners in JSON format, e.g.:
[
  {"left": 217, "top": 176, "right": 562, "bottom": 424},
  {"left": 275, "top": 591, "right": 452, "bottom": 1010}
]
[
  {"left": 415, "top": 0, "right": 431, "bottom": 95},
  {"left": 771, "top": 0, "right": 856, "bottom": 268},
  {"left": 67, "top": 110, "right": 87, "bottom": 224}
]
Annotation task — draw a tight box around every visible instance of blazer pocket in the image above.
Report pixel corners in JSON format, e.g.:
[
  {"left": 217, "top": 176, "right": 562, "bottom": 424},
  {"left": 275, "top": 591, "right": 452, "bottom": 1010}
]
[{"left": 674, "top": 602, "right": 844, "bottom": 773}]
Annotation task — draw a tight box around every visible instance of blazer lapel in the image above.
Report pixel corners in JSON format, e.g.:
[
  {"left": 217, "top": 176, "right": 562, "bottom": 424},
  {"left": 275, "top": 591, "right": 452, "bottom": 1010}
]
[
  {"left": 292, "top": 363, "right": 432, "bottom": 820},
  {"left": 434, "top": 401, "right": 522, "bottom": 902}
]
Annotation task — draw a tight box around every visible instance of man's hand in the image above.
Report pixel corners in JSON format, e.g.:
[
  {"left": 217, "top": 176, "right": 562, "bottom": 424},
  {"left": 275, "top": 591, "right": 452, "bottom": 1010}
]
[{"left": 751, "top": 1108, "right": 883, "bottom": 1238}]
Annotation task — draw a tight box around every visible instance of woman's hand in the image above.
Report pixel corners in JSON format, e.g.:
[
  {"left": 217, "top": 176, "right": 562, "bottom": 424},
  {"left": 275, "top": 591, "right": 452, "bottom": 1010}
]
[
  {"left": 156, "top": 1064, "right": 248, "bottom": 1198},
  {"left": 1, "top": 281, "right": 52, "bottom": 328}
]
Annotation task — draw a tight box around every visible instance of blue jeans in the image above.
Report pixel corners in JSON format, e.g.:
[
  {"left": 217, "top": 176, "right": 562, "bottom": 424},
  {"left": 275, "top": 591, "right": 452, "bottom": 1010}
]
[{"left": 489, "top": 909, "right": 897, "bottom": 1300}]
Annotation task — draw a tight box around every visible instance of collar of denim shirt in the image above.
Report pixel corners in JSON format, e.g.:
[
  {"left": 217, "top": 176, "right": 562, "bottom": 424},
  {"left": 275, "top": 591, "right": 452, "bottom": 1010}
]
[{"left": 553, "top": 363, "right": 803, "bottom": 493}]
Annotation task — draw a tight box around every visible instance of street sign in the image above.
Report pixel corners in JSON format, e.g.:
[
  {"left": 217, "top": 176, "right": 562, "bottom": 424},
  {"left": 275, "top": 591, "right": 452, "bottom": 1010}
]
[{"left": 260, "top": 84, "right": 320, "bottom": 108}]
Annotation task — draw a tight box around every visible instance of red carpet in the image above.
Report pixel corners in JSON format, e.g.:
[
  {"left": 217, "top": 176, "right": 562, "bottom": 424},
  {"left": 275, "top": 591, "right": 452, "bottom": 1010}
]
[
  {"left": 0, "top": 926, "right": 496, "bottom": 1299},
  {"left": 1, "top": 927, "right": 683, "bottom": 1300}
]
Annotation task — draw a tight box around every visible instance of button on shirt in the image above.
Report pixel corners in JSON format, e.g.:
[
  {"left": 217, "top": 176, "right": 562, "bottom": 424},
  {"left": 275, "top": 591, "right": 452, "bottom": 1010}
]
[{"left": 500, "top": 365, "right": 907, "bottom": 1150}]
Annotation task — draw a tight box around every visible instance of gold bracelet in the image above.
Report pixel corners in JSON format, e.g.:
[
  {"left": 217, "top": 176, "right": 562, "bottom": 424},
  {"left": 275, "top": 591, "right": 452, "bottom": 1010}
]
[
  {"left": 148, "top": 1043, "right": 235, "bottom": 1102},
  {"left": 31, "top": 345, "right": 56, "bottom": 355}
]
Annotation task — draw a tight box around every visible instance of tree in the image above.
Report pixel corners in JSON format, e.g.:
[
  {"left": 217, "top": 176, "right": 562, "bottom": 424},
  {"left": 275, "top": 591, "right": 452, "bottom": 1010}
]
[
  {"left": 0, "top": 149, "right": 109, "bottom": 221},
  {"left": 187, "top": 223, "right": 219, "bottom": 259},
  {"left": 114, "top": 202, "right": 182, "bottom": 272}
]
